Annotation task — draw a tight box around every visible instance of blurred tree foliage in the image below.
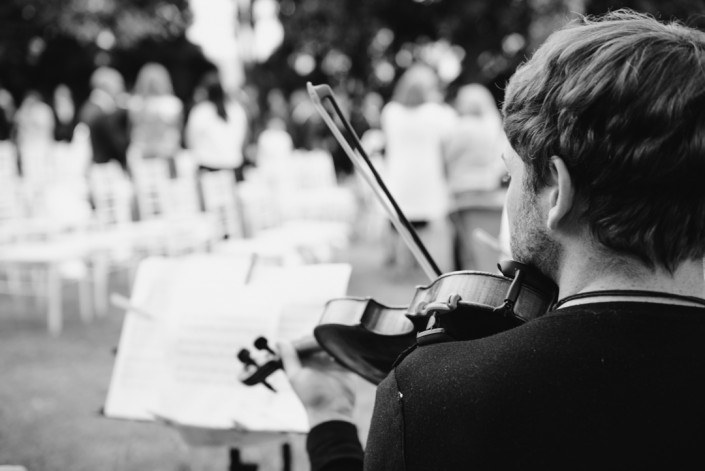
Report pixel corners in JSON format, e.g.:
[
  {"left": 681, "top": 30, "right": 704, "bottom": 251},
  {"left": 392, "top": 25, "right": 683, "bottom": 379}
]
[
  {"left": 0, "top": 0, "right": 210, "bottom": 106},
  {"left": 1, "top": 0, "right": 704, "bottom": 112},
  {"left": 252, "top": 0, "right": 705, "bottom": 104},
  {"left": 251, "top": 0, "right": 535, "bottom": 103}
]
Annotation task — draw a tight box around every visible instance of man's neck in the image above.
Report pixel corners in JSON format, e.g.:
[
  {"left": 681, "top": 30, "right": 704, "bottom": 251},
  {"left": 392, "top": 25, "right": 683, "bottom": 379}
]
[{"left": 555, "top": 245, "right": 705, "bottom": 301}]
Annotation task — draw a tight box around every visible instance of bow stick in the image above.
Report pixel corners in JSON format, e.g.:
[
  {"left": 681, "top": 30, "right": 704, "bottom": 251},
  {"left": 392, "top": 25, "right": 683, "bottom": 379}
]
[{"left": 307, "top": 82, "right": 442, "bottom": 281}]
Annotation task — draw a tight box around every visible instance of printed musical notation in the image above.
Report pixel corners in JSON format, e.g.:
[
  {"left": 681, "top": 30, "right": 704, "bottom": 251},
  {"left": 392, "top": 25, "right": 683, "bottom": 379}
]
[{"left": 103, "top": 255, "right": 351, "bottom": 434}]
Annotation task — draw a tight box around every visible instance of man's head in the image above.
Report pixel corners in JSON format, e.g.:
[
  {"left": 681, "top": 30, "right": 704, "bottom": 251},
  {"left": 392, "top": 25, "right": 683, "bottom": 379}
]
[{"left": 502, "top": 10, "right": 705, "bottom": 277}]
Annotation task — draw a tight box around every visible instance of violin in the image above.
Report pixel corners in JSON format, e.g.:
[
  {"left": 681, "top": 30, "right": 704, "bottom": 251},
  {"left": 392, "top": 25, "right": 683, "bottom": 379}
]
[
  {"left": 314, "top": 260, "right": 555, "bottom": 385},
  {"left": 238, "top": 84, "right": 558, "bottom": 388},
  {"left": 238, "top": 298, "right": 409, "bottom": 386}
]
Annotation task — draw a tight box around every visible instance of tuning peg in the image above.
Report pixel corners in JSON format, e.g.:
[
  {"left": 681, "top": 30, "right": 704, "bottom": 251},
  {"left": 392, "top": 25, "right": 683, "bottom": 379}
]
[
  {"left": 237, "top": 348, "right": 277, "bottom": 392},
  {"left": 254, "top": 336, "right": 277, "bottom": 355},
  {"left": 237, "top": 348, "right": 258, "bottom": 368}
]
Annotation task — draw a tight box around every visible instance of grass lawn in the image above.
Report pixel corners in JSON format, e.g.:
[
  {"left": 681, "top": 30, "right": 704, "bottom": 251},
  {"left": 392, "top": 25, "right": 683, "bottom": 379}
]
[{"left": 0, "top": 240, "right": 425, "bottom": 471}]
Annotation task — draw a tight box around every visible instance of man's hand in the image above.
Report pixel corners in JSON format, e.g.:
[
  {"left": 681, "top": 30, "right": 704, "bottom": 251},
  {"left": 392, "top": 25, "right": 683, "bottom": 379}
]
[{"left": 278, "top": 341, "right": 357, "bottom": 428}]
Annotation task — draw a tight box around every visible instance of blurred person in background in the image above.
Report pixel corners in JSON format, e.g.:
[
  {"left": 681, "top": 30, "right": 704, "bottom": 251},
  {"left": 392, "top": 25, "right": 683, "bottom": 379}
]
[
  {"left": 14, "top": 90, "right": 54, "bottom": 147},
  {"left": 185, "top": 70, "right": 248, "bottom": 182},
  {"left": 359, "top": 91, "right": 385, "bottom": 159},
  {"left": 78, "top": 67, "right": 129, "bottom": 170},
  {"left": 289, "top": 87, "right": 327, "bottom": 152},
  {"left": 52, "top": 83, "right": 77, "bottom": 142},
  {"left": 380, "top": 63, "right": 457, "bottom": 272},
  {"left": 444, "top": 83, "right": 508, "bottom": 270},
  {"left": 254, "top": 116, "right": 294, "bottom": 168},
  {"left": 14, "top": 90, "right": 54, "bottom": 176},
  {"left": 0, "top": 83, "right": 16, "bottom": 142},
  {"left": 240, "top": 82, "right": 262, "bottom": 166},
  {"left": 265, "top": 87, "right": 289, "bottom": 125},
  {"left": 128, "top": 62, "right": 183, "bottom": 176}
]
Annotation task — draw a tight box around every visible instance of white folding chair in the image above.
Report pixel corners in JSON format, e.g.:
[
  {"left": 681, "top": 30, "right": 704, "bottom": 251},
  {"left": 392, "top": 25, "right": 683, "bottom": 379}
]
[
  {"left": 200, "top": 170, "right": 244, "bottom": 240},
  {"left": 131, "top": 156, "right": 171, "bottom": 221}
]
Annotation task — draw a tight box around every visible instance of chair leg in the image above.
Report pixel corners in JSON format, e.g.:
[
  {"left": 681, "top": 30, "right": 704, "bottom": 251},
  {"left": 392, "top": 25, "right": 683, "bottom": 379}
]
[
  {"left": 47, "top": 264, "right": 62, "bottom": 336},
  {"left": 7, "top": 266, "right": 25, "bottom": 313},
  {"left": 92, "top": 256, "right": 109, "bottom": 317},
  {"left": 78, "top": 275, "right": 92, "bottom": 323}
]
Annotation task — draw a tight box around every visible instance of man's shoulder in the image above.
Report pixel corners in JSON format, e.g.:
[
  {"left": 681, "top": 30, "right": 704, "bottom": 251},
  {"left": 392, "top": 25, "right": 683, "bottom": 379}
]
[
  {"left": 392, "top": 302, "right": 705, "bottom": 384},
  {"left": 391, "top": 322, "right": 542, "bottom": 386}
]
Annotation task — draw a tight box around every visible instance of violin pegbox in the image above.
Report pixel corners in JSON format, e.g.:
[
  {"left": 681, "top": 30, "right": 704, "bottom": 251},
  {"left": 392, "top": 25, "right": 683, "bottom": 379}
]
[{"left": 236, "top": 336, "right": 283, "bottom": 392}]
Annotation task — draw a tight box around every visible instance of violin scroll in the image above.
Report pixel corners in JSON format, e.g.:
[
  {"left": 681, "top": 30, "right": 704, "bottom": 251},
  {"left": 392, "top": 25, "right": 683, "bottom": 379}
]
[{"left": 237, "top": 336, "right": 320, "bottom": 391}]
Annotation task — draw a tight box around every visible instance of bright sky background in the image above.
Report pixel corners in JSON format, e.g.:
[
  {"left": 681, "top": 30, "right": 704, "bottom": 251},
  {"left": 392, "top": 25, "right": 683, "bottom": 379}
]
[
  {"left": 187, "top": 0, "right": 243, "bottom": 88},
  {"left": 187, "top": 0, "right": 283, "bottom": 90}
]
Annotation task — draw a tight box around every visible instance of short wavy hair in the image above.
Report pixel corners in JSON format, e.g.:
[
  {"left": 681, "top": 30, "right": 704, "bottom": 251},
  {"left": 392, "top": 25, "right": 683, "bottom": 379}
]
[{"left": 503, "top": 10, "right": 705, "bottom": 271}]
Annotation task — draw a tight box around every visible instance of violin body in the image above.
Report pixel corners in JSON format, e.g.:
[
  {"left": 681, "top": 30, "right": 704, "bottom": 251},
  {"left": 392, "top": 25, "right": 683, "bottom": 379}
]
[
  {"left": 314, "top": 297, "right": 413, "bottom": 384},
  {"left": 313, "top": 260, "right": 557, "bottom": 385}
]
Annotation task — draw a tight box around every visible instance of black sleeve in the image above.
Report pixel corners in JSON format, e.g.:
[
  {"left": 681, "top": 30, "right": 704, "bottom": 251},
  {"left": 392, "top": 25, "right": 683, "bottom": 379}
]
[{"left": 306, "top": 420, "right": 364, "bottom": 471}]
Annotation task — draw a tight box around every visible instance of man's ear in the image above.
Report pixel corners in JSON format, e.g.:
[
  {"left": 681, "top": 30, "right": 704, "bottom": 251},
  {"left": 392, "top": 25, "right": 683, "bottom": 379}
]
[{"left": 546, "top": 156, "right": 574, "bottom": 231}]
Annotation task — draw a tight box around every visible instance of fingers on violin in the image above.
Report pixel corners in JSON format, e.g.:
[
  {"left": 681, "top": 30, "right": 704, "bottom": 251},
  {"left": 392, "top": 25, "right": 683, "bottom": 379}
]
[{"left": 277, "top": 341, "right": 302, "bottom": 377}]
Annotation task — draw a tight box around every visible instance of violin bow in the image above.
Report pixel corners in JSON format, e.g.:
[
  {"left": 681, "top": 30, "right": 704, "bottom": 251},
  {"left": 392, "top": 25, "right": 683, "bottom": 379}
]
[{"left": 307, "top": 82, "right": 442, "bottom": 281}]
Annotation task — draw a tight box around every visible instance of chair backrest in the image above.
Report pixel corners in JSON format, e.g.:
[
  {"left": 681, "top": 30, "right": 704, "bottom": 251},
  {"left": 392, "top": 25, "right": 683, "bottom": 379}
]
[
  {"left": 165, "top": 176, "right": 201, "bottom": 218},
  {"left": 163, "top": 150, "right": 200, "bottom": 218},
  {"left": 131, "top": 157, "right": 171, "bottom": 220},
  {"left": 173, "top": 149, "right": 198, "bottom": 180},
  {"left": 289, "top": 149, "right": 338, "bottom": 189},
  {"left": 52, "top": 127, "right": 92, "bottom": 182},
  {"left": 0, "top": 178, "right": 25, "bottom": 224},
  {"left": 0, "top": 141, "right": 18, "bottom": 180},
  {"left": 261, "top": 149, "right": 338, "bottom": 195},
  {"left": 199, "top": 170, "right": 244, "bottom": 239},
  {"left": 88, "top": 162, "right": 134, "bottom": 228},
  {"left": 19, "top": 141, "right": 55, "bottom": 184},
  {"left": 0, "top": 141, "right": 24, "bottom": 223}
]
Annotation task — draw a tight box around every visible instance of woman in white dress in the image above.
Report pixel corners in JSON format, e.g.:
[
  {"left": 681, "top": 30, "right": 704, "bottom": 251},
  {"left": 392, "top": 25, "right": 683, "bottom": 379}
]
[
  {"left": 380, "top": 63, "right": 457, "bottom": 273},
  {"left": 185, "top": 71, "right": 248, "bottom": 181},
  {"left": 128, "top": 62, "right": 183, "bottom": 176},
  {"left": 444, "top": 83, "right": 508, "bottom": 270}
]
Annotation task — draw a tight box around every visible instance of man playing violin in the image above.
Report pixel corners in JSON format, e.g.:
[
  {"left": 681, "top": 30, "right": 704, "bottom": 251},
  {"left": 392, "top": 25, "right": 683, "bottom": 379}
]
[{"left": 280, "top": 9, "right": 705, "bottom": 470}]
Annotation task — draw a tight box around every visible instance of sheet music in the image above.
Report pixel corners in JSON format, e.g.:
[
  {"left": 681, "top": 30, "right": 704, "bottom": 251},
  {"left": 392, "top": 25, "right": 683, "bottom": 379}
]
[
  {"left": 104, "top": 258, "right": 352, "bottom": 434},
  {"left": 103, "top": 257, "right": 176, "bottom": 420},
  {"left": 250, "top": 263, "right": 353, "bottom": 340},
  {"left": 155, "top": 264, "right": 352, "bottom": 432},
  {"left": 154, "top": 287, "right": 308, "bottom": 431},
  {"left": 103, "top": 254, "right": 253, "bottom": 420}
]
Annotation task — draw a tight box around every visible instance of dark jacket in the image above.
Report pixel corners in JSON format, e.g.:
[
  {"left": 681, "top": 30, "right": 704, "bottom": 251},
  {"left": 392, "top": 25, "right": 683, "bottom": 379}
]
[
  {"left": 79, "top": 98, "right": 129, "bottom": 169},
  {"left": 309, "top": 302, "right": 705, "bottom": 470}
]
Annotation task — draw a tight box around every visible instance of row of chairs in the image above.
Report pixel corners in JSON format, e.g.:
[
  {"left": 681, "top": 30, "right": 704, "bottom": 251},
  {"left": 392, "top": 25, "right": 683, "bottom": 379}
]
[{"left": 0, "top": 138, "right": 358, "bottom": 335}]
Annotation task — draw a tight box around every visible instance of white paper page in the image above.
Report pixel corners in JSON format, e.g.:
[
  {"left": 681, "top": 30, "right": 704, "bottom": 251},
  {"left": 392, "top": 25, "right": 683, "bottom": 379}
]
[
  {"left": 250, "top": 264, "right": 352, "bottom": 341},
  {"left": 155, "top": 263, "right": 351, "bottom": 433},
  {"left": 103, "top": 254, "right": 253, "bottom": 421},
  {"left": 103, "top": 257, "right": 177, "bottom": 420},
  {"left": 106, "top": 259, "right": 351, "bottom": 433},
  {"left": 154, "top": 286, "right": 311, "bottom": 432}
]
